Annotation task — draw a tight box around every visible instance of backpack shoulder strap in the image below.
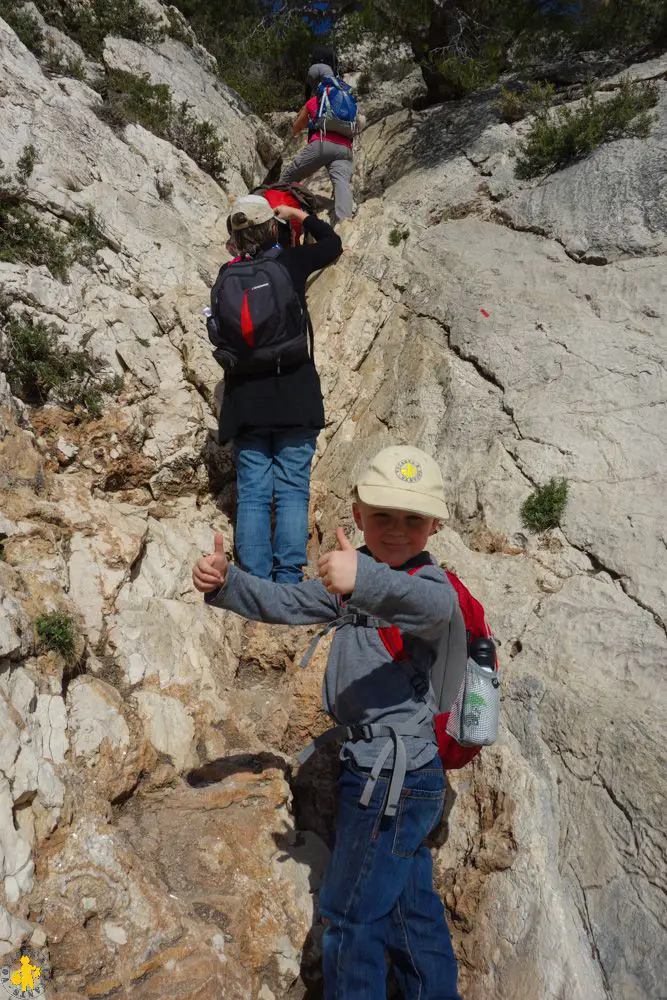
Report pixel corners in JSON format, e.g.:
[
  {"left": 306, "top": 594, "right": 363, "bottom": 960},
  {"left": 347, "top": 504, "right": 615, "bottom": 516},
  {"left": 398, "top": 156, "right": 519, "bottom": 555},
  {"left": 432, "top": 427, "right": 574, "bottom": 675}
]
[{"left": 444, "top": 570, "right": 492, "bottom": 643}]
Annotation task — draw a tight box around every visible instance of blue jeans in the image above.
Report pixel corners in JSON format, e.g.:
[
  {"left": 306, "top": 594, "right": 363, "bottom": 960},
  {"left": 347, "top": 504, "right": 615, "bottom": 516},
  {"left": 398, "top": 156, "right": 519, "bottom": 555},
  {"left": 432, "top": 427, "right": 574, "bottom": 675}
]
[
  {"left": 319, "top": 758, "right": 461, "bottom": 1000},
  {"left": 233, "top": 428, "right": 317, "bottom": 583}
]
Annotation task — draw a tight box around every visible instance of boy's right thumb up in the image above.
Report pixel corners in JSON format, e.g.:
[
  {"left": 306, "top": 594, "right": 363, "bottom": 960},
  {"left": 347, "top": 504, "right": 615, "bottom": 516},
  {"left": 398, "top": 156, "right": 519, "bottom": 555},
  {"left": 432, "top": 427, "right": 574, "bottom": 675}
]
[{"left": 214, "top": 532, "right": 225, "bottom": 555}]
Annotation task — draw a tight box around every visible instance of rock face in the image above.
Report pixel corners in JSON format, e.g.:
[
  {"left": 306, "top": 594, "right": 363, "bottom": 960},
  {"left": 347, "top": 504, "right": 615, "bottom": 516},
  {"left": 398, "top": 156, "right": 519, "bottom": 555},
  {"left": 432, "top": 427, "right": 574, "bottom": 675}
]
[{"left": 1, "top": 6, "right": 666, "bottom": 999}]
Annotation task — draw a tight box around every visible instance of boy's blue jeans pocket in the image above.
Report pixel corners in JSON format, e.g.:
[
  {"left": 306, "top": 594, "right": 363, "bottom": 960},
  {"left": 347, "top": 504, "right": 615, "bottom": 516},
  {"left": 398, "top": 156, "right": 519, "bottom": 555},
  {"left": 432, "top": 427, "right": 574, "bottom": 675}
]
[{"left": 392, "top": 783, "right": 445, "bottom": 858}]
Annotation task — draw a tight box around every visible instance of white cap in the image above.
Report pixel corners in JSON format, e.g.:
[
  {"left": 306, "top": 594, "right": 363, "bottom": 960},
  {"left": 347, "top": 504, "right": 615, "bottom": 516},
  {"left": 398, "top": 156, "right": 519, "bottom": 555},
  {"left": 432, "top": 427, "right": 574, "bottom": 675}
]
[{"left": 355, "top": 445, "right": 449, "bottom": 520}]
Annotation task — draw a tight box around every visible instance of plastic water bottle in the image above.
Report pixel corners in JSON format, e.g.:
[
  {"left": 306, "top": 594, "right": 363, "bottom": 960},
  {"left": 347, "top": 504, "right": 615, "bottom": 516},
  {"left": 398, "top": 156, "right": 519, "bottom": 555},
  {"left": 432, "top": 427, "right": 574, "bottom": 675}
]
[
  {"left": 203, "top": 306, "right": 218, "bottom": 342},
  {"left": 459, "top": 637, "right": 500, "bottom": 746}
]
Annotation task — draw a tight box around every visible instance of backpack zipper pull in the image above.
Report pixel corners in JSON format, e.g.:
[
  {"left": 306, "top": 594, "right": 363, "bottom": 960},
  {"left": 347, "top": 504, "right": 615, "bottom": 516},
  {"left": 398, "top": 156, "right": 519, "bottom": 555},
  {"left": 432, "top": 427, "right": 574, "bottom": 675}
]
[{"left": 277, "top": 356, "right": 281, "bottom": 375}]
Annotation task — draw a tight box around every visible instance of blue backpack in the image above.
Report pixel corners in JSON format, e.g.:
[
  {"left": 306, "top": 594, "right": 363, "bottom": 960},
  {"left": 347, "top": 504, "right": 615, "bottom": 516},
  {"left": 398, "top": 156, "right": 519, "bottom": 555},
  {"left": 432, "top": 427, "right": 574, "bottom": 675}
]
[{"left": 315, "top": 75, "right": 358, "bottom": 139}]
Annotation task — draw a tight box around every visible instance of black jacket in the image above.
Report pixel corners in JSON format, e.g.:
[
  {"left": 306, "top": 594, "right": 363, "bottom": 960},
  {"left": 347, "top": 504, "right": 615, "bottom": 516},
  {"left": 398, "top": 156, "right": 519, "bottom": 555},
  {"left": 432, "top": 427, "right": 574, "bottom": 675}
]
[{"left": 218, "top": 213, "right": 341, "bottom": 442}]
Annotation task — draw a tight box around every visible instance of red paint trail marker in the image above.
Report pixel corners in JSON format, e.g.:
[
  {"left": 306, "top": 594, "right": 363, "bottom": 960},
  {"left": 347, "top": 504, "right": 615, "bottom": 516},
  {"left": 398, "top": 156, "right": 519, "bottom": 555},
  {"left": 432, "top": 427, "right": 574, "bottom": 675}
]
[{"left": 480, "top": 309, "right": 490, "bottom": 318}]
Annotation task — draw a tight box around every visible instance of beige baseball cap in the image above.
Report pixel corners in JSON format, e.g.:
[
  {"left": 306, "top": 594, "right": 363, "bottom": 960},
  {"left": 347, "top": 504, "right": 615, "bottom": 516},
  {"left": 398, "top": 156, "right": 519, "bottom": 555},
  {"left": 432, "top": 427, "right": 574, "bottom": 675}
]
[
  {"left": 354, "top": 445, "right": 449, "bottom": 520},
  {"left": 228, "top": 194, "right": 275, "bottom": 231}
]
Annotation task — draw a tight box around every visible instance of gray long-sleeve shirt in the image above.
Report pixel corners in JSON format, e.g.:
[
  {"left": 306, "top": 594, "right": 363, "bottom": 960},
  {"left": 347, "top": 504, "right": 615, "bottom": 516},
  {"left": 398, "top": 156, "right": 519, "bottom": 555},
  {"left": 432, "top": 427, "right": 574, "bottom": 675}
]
[{"left": 206, "top": 550, "right": 461, "bottom": 770}]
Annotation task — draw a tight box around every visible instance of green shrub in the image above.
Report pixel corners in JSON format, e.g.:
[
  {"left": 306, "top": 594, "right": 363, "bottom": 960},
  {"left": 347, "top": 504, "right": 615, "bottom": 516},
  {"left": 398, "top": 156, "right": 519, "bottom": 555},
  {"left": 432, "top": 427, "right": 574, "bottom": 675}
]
[
  {"left": 0, "top": 168, "right": 108, "bottom": 279},
  {"left": 165, "top": 6, "right": 194, "bottom": 47},
  {"left": 0, "top": 305, "right": 123, "bottom": 414},
  {"left": 95, "top": 69, "right": 173, "bottom": 133},
  {"left": 388, "top": 227, "right": 409, "bottom": 246},
  {"left": 521, "top": 477, "right": 569, "bottom": 531},
  {"left": 35, "top": 610, "right": 76, "bottom": 660},
  {"left": 0, "top": 1, "right": 44, "bottom": 55},
  {"left": 30, "top": 0, "right": 163, "bottom": 59},
  {"left": 498, "top": 81, "right": 555, "bottom": 123},
  {"left": 433, "top": 54, "right": 497, "bottom": 95},
  {"left": 169, "top": 103, "right": 226, "bottom": 182},
  {"left": 0, "top": 179, "right": 71, "bottom": 279},
  {"left": 95, "top": 70, "right": 226, "bottom": 183},
  {"left": 516, "top": 77, "right": 659, "bottom": 179},
  {"left": 66, "top": 205, "right": 108, "bottom": 265},
  {"left": 16, "top": 143, "right": 36, "bottom": 180}
]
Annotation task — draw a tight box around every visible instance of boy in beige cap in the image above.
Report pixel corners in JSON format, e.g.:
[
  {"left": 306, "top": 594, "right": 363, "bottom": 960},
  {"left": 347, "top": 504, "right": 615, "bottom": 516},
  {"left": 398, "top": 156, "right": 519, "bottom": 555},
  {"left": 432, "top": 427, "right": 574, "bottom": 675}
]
[{"left": 193, "top": 444, "right": 462, "bottom": 1000}]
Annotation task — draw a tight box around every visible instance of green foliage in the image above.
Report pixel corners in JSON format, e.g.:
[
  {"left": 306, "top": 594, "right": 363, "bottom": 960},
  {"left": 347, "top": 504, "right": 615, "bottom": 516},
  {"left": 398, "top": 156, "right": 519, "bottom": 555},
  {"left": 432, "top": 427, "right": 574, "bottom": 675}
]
[
  {"left": 498, "top": 81, "right": 555, "bottom": 123},
  {"left": 0, "top": 303, "right": 123, "bottom": 414},
  {"left": 431, "top": 49, "right": 502, "bottom": 96},
  {"left": 516, "top": 77, "right": 659, "bottom": 178},
  {"left": 521, "top": 477, "right": 569, "bottom": 532},
  {"left": 576, "top": 0, "right": 667, "bottom": 54},
  {"left": 66, "top": 204, "right": 107, "bottom": 266},
  {"left": 334, "top": 0, "right": 667, "bottom": 106},
  {"left": 0, "top": 179, "right": 71, "bottom": 279},
  {"left": 0, "top": 160, "right": 108, "bottom": 280},
  {"left": 95, "top": 69, "right": 173, "bottom": 134},
  {"left": 171, "top": 0, "right": 323, "bottom": 113},
  {"left": 388, "top": 227, "right": 410, "bottom": 246},
  {"left": 165, "top": 6, "right": 194, "bottom": 47},
  {"left": 30, "top": 0, "right": 163, "bottom": 59},
  {"left": 0, "top": 0, "right": 45, "bottom": 55},
  {"left": 16, "top": 143, "right": 36, "bottom": 181},
  {"left": 170, "top": 103, "right": 227, "bottom": 182},
  {"left": 35, "top": 610, "right": 76, "bottom": 660},
  {"left": 95, "top": 70, "right": 226, "bottom": 183}
]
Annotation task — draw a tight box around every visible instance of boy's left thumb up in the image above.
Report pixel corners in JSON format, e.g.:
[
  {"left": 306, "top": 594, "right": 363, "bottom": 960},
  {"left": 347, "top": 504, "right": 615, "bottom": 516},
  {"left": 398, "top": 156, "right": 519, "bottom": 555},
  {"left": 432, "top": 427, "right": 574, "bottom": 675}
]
[{"left": 336, "top": 526, "right": 353, "bottom": 551}]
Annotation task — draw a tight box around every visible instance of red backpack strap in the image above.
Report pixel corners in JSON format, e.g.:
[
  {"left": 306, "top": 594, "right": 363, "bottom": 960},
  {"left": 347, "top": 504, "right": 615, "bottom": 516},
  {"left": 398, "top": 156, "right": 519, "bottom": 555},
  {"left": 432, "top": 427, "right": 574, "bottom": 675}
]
[{"left": 445, "top": 570, "right": 492, "bottom": 644}]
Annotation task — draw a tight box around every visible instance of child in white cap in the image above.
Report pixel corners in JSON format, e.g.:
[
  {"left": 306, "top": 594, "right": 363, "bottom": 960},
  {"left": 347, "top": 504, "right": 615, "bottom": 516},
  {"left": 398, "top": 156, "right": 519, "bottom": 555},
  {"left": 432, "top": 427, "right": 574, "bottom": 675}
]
[{"left": 193, "top": 444, "right": 462, "bottom": 1000}]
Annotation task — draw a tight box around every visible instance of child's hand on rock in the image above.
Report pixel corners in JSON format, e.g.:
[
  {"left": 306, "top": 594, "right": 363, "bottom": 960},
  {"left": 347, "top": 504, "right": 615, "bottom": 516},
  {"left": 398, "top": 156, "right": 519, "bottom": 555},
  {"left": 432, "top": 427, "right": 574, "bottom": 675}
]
[
  {"left": 318, "top": 528, "right": 357, "bottom": 595},
  {"left": 192, "top": 532, "right": 228, "bottom": 593}
]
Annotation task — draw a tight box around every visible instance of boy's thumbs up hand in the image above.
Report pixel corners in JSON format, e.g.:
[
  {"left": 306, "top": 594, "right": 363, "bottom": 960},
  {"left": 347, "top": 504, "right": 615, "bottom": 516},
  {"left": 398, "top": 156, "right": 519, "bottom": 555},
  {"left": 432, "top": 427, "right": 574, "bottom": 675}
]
[
  {"left": 318, "top": 527, "right": 358, "bottom": 595},
  {"left": 192, "top": 531, "right": 229, "bottom": 593}
]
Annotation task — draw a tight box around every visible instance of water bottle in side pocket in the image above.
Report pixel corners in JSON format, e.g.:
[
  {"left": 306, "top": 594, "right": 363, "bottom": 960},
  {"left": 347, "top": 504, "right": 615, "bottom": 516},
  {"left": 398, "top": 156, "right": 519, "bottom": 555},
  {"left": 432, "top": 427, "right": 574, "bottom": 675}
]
[{"left": 446, "top": 636, "right": 500, "bottom": 747}]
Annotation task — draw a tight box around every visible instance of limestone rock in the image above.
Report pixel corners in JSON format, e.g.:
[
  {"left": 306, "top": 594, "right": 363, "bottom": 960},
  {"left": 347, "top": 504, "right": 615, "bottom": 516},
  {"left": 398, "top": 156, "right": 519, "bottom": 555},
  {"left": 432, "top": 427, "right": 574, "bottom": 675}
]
[
  {"left": 0, "top": 775, "right": 34, "bottom": 904},
  {"left": 133, "top": 689, "right": 196, "bottom": 771},
  {"left": 0, "top": 903, "right": 31, "bottom": 958},
  {"left": 67, "top": 677, "right": 157, "bottom": 804}
]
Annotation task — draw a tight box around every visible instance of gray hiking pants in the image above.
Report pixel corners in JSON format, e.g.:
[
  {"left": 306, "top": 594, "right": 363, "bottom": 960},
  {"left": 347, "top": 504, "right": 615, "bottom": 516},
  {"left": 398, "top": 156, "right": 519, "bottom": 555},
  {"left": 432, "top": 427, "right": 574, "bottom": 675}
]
[{"left": 281, "top": 140, "right": 354, "bottom": 223}]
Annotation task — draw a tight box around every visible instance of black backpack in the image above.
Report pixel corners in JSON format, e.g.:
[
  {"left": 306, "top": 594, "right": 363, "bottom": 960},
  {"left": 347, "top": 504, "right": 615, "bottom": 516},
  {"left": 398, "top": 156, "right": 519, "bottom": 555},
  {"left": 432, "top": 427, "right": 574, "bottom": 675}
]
[{"left": 206, "top": 247, "right": 313, "bottom": 375}]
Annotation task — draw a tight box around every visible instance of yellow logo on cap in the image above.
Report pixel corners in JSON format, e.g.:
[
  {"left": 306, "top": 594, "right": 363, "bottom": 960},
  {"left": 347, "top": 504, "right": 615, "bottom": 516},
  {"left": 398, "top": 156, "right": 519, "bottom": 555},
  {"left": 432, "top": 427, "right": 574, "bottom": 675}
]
[{"left": 395, "top": 460, "right": 422, "bottom": 483}]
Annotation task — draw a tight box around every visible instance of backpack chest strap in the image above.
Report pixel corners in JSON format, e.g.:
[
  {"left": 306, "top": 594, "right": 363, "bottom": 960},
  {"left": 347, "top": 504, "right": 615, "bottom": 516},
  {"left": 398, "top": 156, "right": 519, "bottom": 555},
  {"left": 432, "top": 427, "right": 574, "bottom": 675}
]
[{"left": 299, "top": 610, "right": 385, "bottom": 669}]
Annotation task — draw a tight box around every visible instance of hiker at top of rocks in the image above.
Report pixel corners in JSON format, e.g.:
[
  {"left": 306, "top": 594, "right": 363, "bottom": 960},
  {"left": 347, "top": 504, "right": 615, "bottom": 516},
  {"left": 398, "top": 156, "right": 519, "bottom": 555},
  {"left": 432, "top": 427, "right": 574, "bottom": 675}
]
[
  {"left": 281, "top": 64, "right": 356, "bottom": 225},
  {"left": 192, "top": 444, "right": 465, "bottom": 1000},
  {"left": 206, "top": 194, "right": 341, "bottom": 583}
]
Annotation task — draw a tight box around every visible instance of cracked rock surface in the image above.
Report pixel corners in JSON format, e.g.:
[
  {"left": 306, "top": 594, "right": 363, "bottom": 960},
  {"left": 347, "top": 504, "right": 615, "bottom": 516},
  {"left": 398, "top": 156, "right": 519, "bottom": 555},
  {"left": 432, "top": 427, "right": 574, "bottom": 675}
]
[{"left": 1, "top": 8, "right": 666, "bottom": 999}]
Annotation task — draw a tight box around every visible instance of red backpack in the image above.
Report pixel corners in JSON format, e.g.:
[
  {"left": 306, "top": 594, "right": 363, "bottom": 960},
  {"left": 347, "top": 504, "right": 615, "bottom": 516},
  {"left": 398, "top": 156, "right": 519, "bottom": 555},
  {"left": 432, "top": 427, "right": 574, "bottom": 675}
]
[{"left": 376, "top": 567, "right": 496, "bottom": 770}]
